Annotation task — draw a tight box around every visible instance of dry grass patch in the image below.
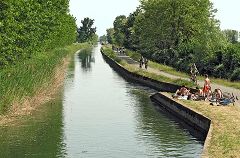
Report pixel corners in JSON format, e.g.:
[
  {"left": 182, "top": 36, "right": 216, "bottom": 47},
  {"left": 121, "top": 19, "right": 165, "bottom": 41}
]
[{"left": 0, "top": 57, "right": 69, "bottom": 126}]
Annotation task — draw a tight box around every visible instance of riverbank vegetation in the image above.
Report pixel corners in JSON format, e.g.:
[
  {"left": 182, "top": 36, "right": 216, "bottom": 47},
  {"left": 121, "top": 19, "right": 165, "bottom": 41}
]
[
  {"left": 106, "top": 0, "right": 240, "bottom": 82},
  {"left": 0, "top": 0, "right": 76, "bottom": 66},
  {"left": 101, "top": 46, "right": 194, "bottom": 88},
  {"left": 102, "top": 44, "right": 240, "bottom": 158},
  {"left": 0, "top": 43, "right": 91, "bottom": 114},
  {"left": 0, "top": 1, "right": 98, "bottom": 114},
  {"left": 122, "top": 47, "right": 240, "bottom": 90}
]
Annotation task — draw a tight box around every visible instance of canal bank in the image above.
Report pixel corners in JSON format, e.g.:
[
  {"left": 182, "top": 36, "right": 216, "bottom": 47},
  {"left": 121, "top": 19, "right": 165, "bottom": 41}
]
[
  {"left": 0, "top": 43, "right": 91, "bottom": 125},
  {"left": 0, "top": 44, "right": 203, "bottom": 157},
  {"left": 101, "top": 45, "right": 240, "bottom": 158}
]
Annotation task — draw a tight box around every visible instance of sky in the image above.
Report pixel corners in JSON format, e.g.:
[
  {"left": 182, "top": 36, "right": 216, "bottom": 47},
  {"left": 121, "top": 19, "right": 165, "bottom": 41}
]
[{"left": 69, "top": 0, "right": 239, "bottom": 36}]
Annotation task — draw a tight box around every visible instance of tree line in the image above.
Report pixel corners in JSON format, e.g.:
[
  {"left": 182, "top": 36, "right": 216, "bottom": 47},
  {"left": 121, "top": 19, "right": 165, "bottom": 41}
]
[
  {"left": 106, "top": 0, "right": 240, "bottom": 81},
  {"left": 0, "top": 0, "right": 82, "bottom": 67}
]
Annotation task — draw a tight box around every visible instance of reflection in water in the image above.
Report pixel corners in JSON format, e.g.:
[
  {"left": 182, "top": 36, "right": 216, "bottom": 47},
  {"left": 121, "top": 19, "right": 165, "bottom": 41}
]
[
  {"left": 78, "top": 48, "right": 95, "bottom": 72},
  {"left": 62, "top": 44, "right": 203, "bottom": 157},
  {"left": 0, "top": 96, "right": 65, "bottom": 158},
  {"left": 0, "top": 44, "right": 203, "bottom": 158},
  {"left": 129, "top": 89, "right": 203, "bottom": 157}
]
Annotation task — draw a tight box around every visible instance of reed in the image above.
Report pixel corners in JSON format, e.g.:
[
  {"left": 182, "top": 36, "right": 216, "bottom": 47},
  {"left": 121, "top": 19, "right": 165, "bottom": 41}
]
[{"left": 0, "top": 43, "right": 90, "bottom": 113}]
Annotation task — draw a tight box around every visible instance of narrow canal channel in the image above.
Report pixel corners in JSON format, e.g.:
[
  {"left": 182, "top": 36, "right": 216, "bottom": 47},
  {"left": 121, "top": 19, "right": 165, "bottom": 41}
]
[{"left": 0, "top": 44, "right": 203, "bottom": 158}]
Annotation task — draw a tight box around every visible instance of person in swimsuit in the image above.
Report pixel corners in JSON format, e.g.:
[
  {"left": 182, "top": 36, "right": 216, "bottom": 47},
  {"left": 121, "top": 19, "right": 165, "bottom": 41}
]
[{"left": 203, "top": 74, "right": 211, "bottom": 98}]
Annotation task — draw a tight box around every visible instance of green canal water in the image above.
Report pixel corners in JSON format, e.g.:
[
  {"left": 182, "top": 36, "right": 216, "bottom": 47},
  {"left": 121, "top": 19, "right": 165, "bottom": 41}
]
[{"left": 0, "top": 44, "right": 203, "bottom": 157}]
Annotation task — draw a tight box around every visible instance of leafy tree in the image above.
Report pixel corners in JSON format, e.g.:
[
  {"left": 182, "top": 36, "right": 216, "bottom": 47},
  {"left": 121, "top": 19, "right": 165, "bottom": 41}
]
[
  {"left": 99, "top": 35, "right": 107, "bottom": 44},
  {"left": 77, "top": 17, "right": 97, "bottom": 43},
  {"left": 106, "top": 28, "right": 115, "bottom": 44},
  {"left": 123, "top": 7, "right": 142, "bottom": 50},
  {"left": 223, "top": 29, "right": 239, "bottom": 44},
  {"left": 113, "top": 15, "right": 127, "bottom": 46},
  {"left": 0, "top": 0, "right": 77, "bottom": 66}
]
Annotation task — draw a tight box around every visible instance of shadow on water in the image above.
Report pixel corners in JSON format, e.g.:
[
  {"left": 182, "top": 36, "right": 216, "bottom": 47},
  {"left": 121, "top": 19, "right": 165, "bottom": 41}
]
[
  {"left": 78, "top": 48, "right": 95, "bottom": 72},
  {"left": 0, "top": 95, "right": 66, "bottom": 158}
]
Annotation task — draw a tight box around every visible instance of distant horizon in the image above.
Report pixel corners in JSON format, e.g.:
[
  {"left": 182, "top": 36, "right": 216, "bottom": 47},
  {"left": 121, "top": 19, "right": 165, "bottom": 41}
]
[{"left": 70, "top": 0, "right": 239, "bottom": 36}]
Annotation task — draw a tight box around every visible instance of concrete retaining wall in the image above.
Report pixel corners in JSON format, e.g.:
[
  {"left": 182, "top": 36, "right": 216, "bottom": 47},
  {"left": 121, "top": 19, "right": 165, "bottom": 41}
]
[
  {"left": 101, "top": 49, "right": 211, "bottom": 154},
  {"left": 150, "top": 93, "right": 211, "bottom": 137},
  {"left": 101, "top": 50, "right": 182, "bottom": 93}
]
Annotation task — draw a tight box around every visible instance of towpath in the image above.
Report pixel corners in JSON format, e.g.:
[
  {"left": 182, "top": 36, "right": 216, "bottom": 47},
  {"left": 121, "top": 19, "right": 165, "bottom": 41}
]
[{"left": 116, "top": 52, "right": 240, "bottom": 106}]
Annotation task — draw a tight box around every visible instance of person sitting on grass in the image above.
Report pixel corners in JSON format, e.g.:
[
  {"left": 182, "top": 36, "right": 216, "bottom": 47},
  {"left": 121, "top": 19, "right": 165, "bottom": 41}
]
[
  {"left": 214, "top": 88, "right": 223, "bottom": 103},
  {"left": 191, "top": 87, "right": 204, "bottom": 101},
  {"left": 172, "top": 85, "right": 190, "bottom": 99}
]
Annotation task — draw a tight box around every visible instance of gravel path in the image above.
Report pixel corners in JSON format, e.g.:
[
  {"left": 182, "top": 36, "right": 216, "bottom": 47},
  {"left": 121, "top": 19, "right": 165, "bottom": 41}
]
[{"left": 117, "top": 52, "right": 240, "bottom": 106}]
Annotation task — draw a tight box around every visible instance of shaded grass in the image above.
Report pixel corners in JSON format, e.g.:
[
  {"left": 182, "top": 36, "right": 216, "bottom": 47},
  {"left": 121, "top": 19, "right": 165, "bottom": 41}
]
[
  {"left": 163, "top": 92, "right": 240, "bottom": 158},
  {"left": 0, "top": 43, "right": 91, "bottom": 114}
]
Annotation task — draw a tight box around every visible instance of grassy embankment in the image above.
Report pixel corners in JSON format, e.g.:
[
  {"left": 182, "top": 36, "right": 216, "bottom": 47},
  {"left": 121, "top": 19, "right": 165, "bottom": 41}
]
[
  {"left": 126, "top": 49, "right": 240, "bottom": 90},
  {"left": 162, "top": 92, "right": 240, "bottom": 158},
  {"left": 102, "top": 45, "right": 195, "bottom": 88},
  {"left": 103, "top": 45, "right": 240, "bottom": 90},
  {"left": 0, "top": 43, "right": 90, "bottom": 114},
  {"left": 102, "top": 45, "right": 240, "bottom": 157}
]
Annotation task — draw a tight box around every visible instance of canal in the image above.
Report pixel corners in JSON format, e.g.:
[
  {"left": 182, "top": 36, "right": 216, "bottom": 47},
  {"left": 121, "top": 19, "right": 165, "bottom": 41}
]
[{"left": 0, "top": 44, "right": 203, "bottom": 157}]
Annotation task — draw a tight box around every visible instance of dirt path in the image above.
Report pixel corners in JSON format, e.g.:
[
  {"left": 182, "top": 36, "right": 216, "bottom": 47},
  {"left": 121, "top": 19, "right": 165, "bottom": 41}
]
[{"left": 117, "top": 53, "right": 240, "bottom": 106}]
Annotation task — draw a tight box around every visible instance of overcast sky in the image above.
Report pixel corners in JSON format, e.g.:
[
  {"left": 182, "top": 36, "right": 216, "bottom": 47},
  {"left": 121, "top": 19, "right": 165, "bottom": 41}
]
[{"left": 69, "top": 0, "right": 239, "bottom": 36}]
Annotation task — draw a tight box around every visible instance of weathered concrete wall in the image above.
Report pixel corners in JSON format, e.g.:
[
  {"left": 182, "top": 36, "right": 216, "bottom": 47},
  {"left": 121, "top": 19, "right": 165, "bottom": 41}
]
[
  {"left": 101, "top": 50, "right": 182, "bottom": 93},
  {"left": 150, "top": 93, "right": 211, "bottom": 137}
]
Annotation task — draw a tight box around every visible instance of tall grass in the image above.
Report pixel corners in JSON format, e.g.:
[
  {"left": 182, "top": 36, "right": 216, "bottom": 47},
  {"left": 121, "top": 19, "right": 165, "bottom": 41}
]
[{"left": 0, "top": 43, "right": 90, "bottom": 114}]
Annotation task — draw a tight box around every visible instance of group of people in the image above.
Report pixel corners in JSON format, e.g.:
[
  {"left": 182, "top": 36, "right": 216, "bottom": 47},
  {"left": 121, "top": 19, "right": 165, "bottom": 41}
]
[
  {"left": 112, "top": 46, "right": 125, "bottom": 54},
  {"left": 139, "top": 56, "right": 148, "bottom": 69},
  {"left": 173, "top": 74, "right": 235, "bottom": 105}
]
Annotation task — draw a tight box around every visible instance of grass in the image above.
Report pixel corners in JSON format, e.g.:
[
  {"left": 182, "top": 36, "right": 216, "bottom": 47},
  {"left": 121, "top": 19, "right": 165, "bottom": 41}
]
[
  {"left": 0, "top": 42, "right": 91, "bottom": 114},
  {"left": 116, "top": 45, "right": 240, "bottom": 90},
  {"left": 162, "top": 92, "right": 240, "bottom": 158},
  {"left": 102, "top": 45, "right": 195, "bottom": 88},
  {"left": 102, "top": 45, "right": 240, "bottom": 157}
]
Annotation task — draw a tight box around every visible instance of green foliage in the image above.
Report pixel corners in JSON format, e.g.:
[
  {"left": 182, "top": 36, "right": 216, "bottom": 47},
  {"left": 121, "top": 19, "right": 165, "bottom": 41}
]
[
  {"left": 107, "top": 0, "right": 240, "bottom": 81},
  {"left": 77, "top": 17, "right": 97, "bottom": 43},
  {"left": 0, "top": 0, "right": 77, "bottom": 66},
  {"left": 0, "top": 43, "right": 89, "bottom": 113},
  {"left": 106, "top": 28, "right": 115, "bottom": 44},
  {"left": 113, "top": 15, "right": 127, "bottom": 46},
  {"left": 223, "top": 29, "right": 239, "bottom": 44},
  {"left": 99, "top": 35, "right": 107, "bottom": 44},
  {"left": 101, "top": 46, "right": 122, "bottom": 63}
]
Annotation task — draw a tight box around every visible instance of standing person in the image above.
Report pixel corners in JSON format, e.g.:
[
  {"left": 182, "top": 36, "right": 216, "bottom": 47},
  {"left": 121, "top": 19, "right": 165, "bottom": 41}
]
[
  {"left": 144, "top": 58, "right": 148, "bottom": 69},
  {"left": 203, "top": 74, "right": 211, "bottom": 98},
  {"left": 190, "top": 63, "right": 199, "bottom": 85}
]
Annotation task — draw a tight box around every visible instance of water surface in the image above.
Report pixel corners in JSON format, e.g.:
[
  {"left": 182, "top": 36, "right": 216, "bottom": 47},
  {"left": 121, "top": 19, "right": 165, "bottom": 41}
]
[{"left": 0, "top": 44, "right": 203, "bottom": 157}]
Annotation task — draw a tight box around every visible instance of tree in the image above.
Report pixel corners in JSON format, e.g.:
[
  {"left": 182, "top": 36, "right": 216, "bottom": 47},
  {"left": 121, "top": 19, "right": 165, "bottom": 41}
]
[
  {"left": 77, "top": 17, "right": 97, "bottom": 43},
  {"left": 99, "top": 35, "right": 107, "bottom": 44},
  {"left": 106, "top": 28, "right": 115, "bottom": 44},
  {"left": 113, "top": 15, "right": 127, "bottom": 46},
  {"left": 0, "top": 0, "right": 77, "bottom": 66},
  {"left": 123, "top": 7, "right": 142, "bottom": 50},
  {"left": 223, "top": 29, "right": 239, "bottom": 44}
]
